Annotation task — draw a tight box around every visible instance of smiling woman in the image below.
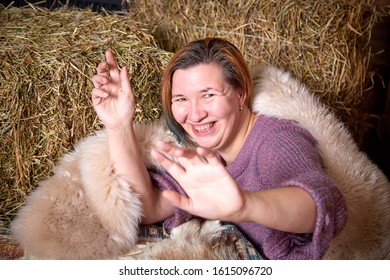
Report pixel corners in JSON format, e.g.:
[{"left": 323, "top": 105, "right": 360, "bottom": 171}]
[
  {"left": 3, "top": 1, "right": 388, "bottom": 261},
  {"left": 161, "top": 38, "right": 254, "bottom": 147},
  {"left": 88, "top": 37, "right": 347, "bottom": 259},
  {"left": 170, "top": 63, "right": 251, "bottom": 158}
]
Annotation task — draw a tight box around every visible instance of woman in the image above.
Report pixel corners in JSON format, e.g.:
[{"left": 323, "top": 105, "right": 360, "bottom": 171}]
[{"left": 91, "top": 37, "right": 347, "bottom": 259}]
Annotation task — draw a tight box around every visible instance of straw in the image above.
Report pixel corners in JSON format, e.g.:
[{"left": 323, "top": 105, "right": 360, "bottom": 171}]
[{"left": 0, "top": 3, "right": 172, "bottom": 224}]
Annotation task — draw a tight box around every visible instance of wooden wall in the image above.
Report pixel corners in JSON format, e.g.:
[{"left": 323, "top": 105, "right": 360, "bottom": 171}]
[{"left": 364, "top": 0, "right": 390, "bottom": 178}]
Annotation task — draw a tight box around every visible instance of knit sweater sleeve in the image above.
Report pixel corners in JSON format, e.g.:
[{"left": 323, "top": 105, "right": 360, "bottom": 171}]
[{"left": 251, "top": 121, "right": 347, "bottom": 259}]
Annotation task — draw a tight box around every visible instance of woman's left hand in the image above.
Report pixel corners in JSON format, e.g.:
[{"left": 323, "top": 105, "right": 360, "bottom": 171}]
[{"left": 151, "top": 141, "right": 246, "bottom": 221}]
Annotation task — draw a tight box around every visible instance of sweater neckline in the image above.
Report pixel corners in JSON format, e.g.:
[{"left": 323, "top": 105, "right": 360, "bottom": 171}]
[{"left": 226, "top": 115, "right": 266, "bottom": 176}]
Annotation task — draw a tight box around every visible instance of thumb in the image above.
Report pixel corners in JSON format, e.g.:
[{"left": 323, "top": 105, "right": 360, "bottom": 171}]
[
  {"left": 162, "top": 190, "right": 193, "bottom": 213},
  {"left": 120, "top": 66, "right": 132, "bottom": 96}
]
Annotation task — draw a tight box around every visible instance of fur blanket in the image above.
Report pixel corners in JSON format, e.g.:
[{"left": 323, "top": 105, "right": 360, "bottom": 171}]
[
  {"left": 11, "top": 120, "right": 175, "bottom": 259},
  {"left": 11, "top": 66, "right": 390, "bottom": 259}
]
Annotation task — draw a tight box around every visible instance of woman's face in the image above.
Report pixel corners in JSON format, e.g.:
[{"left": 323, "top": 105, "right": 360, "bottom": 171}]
[{"left": 171, "top": 63, "right": 244, "bottom": 152}]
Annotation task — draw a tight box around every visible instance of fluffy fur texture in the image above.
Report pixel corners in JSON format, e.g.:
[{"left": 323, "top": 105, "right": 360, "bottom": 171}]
[
  {"left": 250, "top": 65, "right": 390, "bottom": 259},
  {"left": 12, "top": 65, "right": 390, "bottom": 259},
  {"left": 130, "top": 219, "right": 239, "bottom": 260},
  {"left": 11, "top": 120, "right": 176, "bottom": 259}
]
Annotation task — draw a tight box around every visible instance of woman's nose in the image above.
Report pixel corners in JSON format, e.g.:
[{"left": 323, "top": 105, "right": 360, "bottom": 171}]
[{"left": 188, "top": 101, "right": 207, "bottom": 122}]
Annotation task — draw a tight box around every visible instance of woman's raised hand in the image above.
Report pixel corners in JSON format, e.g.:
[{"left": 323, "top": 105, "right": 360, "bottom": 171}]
[
  {"left": 91, "top": 50, "right": 135, "bottom": 130},
  {"left": 151, "top": 141, "right": 247, "bottom": 221}
]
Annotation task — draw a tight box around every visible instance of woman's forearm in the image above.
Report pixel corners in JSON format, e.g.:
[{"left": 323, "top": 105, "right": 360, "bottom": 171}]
[
  {"left": 106, "top": 125, "right": 174, "bottom": 224},
  {"left": 239, "top": 187, "right": 317, "bottom": 233}
]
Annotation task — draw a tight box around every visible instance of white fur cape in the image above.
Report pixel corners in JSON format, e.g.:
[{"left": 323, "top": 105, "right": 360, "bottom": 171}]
[{"left": 11, "top": 65, "right": 390, "bottom": 259}]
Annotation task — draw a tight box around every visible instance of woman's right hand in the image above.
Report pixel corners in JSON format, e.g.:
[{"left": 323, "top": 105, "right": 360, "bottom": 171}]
[{"left": 91, "top": 50, "right": 135, "bottom": 130}]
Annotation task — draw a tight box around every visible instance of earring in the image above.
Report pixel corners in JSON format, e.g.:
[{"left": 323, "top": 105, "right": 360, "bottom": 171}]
[{"left": 239, "top": 106, "right": 243, "bottom": 111}]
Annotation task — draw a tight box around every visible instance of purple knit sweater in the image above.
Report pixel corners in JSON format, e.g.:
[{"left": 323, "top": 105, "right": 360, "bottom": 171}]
[{"left": 148, "top": 115, "right": 347, "bottom": 260}]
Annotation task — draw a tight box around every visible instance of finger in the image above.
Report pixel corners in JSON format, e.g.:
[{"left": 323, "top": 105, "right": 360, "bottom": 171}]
[
  {"left": 155, "top": 142, "right": 210, "bottom": 169},
  {"left": 172, "top": 146, "right": 209, "bottom": 165},
  {"left": 96, "top": 61, "right": 109, "bottom": 76},
  {"left": 162, "top": 190, "right": 193, "bottom": 213},
  {"left": 105, "top": 50, "right": 121, "bottom": 82},
  {"left": 91, "top": 88, "right": 109, "bottom": 105},
  {"left": 154, "top": 141, "right": 179, "bottom": 155},
  {"left": 196, "top": 147, "right": 221, "bottom": 165},
  {"left": 155, "top": 141, "right": 194, "bottom": 159},
  {"left": 120, "top": 66, "right": 133, "bottom": 97},
  {"left": 151, "top": 150, "right": 186, "bottom": 176},
  {"left": 91, "top": 74, "right": 109, "bottom": 88}
]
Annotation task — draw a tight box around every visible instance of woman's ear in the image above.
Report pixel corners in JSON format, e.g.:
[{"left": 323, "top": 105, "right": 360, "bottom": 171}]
[{"left": 238, "top": 89, "right": 246, "bottom": 108}]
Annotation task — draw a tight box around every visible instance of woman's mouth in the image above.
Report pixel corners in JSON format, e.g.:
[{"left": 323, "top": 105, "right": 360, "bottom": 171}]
[{"left": 193, "top": 122, "right": 215, "bottom": 133}]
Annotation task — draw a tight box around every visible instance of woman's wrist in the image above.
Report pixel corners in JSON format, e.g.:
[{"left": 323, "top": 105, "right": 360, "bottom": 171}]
[
  {"left": 105, "top": 121, "right": 133, "bottom": 136},
  {"left": 141, "top": 188, "right": 175, "bottom": 225},
  {"left": 226, "top": 191, "right": 255, "bottom": 223},
  {"left": 105, "top": 121, "right": 146, "bottom": 181}
]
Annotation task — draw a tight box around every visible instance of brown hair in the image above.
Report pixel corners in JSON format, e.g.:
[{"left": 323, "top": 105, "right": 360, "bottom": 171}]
[{"left": 161, "top": 37, "right": 253, "bottom": 144}]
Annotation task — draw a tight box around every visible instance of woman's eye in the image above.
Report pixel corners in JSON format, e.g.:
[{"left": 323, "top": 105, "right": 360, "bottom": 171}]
[
  {"left": 204, "top": 93, "right": 215, "bottom": 98},
  {"left": 172, "top": 97, "right": 186, "bottom": 103}
]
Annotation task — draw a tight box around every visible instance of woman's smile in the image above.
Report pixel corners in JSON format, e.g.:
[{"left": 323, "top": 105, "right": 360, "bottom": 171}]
[{"left": 192, "top": 122, "right": 215, "bottom": 134}]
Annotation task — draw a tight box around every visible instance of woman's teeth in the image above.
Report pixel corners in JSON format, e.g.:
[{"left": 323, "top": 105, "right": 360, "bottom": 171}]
[{"left": 195, "top": 123, "right": 214, "bottom": 132}]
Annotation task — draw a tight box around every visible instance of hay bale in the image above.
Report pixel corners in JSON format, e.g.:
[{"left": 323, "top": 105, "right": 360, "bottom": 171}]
[
  {"left": 0, "top": 0, "right": 380, "bottom": 224},
  {"left": 127, "top": 0, "right": 379, "bottom": 143},
  {"left": 0, "top": 4, "right": 172, "bottom": 222}
]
